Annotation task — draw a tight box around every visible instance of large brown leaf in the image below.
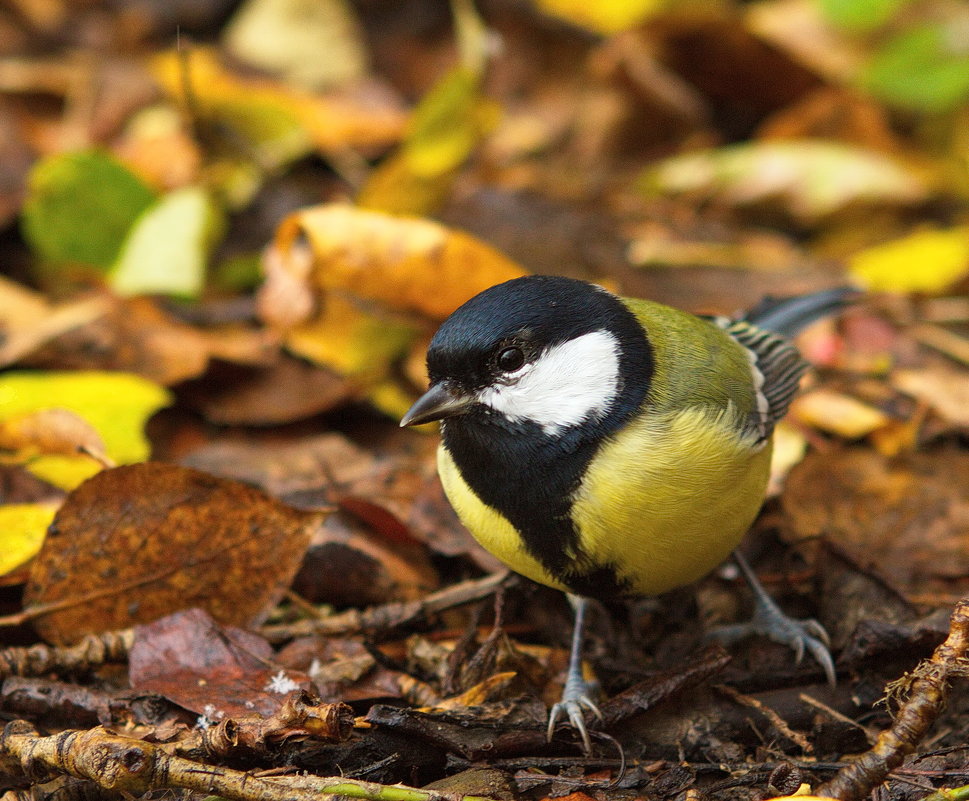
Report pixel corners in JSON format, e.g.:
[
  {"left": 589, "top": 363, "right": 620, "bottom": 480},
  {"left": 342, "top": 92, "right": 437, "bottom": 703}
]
[{"left": 24, "top": 462, "right": 324, "bottom": 644}]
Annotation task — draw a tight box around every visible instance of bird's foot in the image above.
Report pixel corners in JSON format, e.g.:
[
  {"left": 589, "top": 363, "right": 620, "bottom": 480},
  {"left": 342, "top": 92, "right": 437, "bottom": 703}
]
[
  {"left": 709, "top": 591, "right": 835, "bottom": 685},
  {"left": 547, "top": 671, "right": 603, "bottom": 753}
]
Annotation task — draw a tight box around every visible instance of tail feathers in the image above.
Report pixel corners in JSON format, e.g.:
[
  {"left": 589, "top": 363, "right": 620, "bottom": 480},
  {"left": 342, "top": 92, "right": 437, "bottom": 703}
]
[{"left": 742, "top": 286, "right": 859, "bottom": 337}]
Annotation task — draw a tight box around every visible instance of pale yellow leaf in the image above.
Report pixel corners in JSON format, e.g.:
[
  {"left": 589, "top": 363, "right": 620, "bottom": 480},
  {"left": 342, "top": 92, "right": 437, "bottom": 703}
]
[{"left": 790, "top": 388, "right": 890, "bottom": 438}]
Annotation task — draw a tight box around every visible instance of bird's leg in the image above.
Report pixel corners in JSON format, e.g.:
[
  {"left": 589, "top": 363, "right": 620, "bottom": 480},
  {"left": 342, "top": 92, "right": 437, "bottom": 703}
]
[
  {"left": 547, "top": 594, "right": 603, "bottom": 752},
  {"left": 709, "top": 550, "right": 836, "bottom": 685}
]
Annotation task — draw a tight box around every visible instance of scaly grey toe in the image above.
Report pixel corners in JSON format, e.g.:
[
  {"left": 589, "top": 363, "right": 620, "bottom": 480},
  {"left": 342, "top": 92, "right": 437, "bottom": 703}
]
[{"left": 709, "top": 551, "right": 836, "bottom": 686}]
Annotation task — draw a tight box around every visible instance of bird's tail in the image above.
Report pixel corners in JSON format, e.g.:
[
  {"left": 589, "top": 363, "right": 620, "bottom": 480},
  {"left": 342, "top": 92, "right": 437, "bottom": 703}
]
[{"left": 742, "top": 287, "right": 859, "bottom": 337}]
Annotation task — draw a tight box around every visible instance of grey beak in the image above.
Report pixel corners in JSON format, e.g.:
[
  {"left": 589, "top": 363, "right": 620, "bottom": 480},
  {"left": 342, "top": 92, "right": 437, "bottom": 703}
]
[{"left": 400, "top": 382, "right": 474, "bottom": 427}]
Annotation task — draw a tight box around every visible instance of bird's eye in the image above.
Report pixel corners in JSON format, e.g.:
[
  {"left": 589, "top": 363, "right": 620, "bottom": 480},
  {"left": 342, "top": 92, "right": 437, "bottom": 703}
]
[{"left": 496, "top": 346, "right": 526, "bottom": 372}]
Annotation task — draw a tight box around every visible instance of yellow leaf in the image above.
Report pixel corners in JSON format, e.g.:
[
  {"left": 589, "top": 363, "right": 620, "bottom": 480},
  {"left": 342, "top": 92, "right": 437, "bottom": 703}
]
[
  {"left": 285, "top": 293, "right": 418, "bottom": 381},
  {"left": 358, "top": 67, "right": 499, "bottom": 215},
  {"left": 849, "top": 226, "right": 969, "bottom": 294},
  {"left": 0, "top": 371, "right": 172, "bottom": 489},
  {"left": 268, "top": 203, "right": 528, "bottom": 321},
  {"left": 150, "top": 48, "right": 405, "bottom": 155},
  {"left": 535, "top": 0, "right": 664, "bottom": 34},
  {"left": 0, "top": 502, "right": 59, "bottom": 577}
]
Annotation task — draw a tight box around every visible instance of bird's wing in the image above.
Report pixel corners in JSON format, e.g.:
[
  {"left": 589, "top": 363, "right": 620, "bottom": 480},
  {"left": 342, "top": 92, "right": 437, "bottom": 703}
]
[{"left": 716, "top": 319, "right": 809, "bottom": 439}]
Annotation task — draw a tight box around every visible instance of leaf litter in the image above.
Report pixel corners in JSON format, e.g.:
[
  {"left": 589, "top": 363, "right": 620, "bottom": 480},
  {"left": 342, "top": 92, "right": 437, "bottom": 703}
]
[{"left": 0, "top": 1, "right": 968, "bottom": 800}]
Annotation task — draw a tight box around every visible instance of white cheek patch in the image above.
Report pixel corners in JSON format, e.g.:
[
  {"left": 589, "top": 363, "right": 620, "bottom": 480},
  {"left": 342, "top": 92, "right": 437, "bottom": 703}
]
[{"left": 477, "top": 330, "right": 621, "bottom": 435}]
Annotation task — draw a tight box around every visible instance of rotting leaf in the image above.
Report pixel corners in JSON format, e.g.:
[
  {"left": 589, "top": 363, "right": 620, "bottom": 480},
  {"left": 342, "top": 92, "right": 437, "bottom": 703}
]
[
  {"left": 129, "top": 608, "right": 313, "bottom": 719},
  {"left": 22, "top": 462, "right": 324, "bottom": 644}
]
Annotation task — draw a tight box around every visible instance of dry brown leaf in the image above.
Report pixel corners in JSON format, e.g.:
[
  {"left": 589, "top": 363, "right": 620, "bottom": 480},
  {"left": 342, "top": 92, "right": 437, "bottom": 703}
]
[
  {"left": 24, "top": 462, "right": 324, "bottom": 644},
  {"left": 0, "top": 278, "right": 111, "bottom": 368},
  {"left": 783, "top": 446, "right": 969, "bottom": 598},
  {"left": 263, "top": 203, "right": 529, "bottom": 324},
  {"left": 892, "top": 365, "right": 969, "bottom": 428},
  {"left": 27, "top": 296, "right": 212, "bottom": 386},
  {"left": 0, "top": 408, "right": 107, "bottom": 461}
]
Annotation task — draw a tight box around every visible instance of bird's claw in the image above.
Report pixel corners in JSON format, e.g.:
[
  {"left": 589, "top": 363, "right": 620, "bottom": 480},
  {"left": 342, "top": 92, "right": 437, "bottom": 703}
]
[
  {"left": 709, "top": 604, "right": 836, "bottom": 686},
  {"left": 547, "top": 678, "right": 603, "bottom": 753}
]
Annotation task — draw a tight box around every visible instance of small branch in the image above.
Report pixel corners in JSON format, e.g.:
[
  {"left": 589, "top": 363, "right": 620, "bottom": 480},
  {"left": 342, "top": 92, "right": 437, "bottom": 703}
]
[
  {"left": 818, "top": 598, "right": 969, "bottom": 801},
  {"left": 715, "top": 684, "right": 813, "bottom": 754},
  {"left": 260, "top": 571, "right": 508, "bottom": 644},
  {"left": 0, "top": 629, "right": 133, "bottom": 679},
  {"left": 0, "top": 722, "right": 498, "bottom": 801}
]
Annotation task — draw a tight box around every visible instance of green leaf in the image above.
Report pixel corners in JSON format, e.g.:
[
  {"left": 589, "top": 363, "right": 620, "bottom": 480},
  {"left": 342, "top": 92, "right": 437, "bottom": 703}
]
[
  {"left": 818, "top": 0, "right": 911, "bottom": 31},
  {"left": 110, "top": 187, "right": 225, "bottom": 299},
  {"left": 864, "top": 24, "right": 969, "bottom": 112},
  {"left": 21, "top": 150, "right": 157, "bottom": 271}
]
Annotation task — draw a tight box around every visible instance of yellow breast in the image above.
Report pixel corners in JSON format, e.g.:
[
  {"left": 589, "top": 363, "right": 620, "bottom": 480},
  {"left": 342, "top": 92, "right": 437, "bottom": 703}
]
[
  {"left": 438, "top": 405, "right": 771, "bottom": 598},
  {"left": 571, "top": 406, "right": 771, "bottom": 596}
]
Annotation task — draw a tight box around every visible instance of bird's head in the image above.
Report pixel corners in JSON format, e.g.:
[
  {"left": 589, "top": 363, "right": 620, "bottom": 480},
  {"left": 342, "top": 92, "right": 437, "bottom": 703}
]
[{"left": 401, "top": 276, "right": 652, "bottom": 437}]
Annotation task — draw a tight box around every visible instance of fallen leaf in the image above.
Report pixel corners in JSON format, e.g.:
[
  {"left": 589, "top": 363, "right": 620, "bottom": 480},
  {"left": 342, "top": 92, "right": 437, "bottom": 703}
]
[
  {"left": 864, "top": 22, "right": 969, "bottom": 113},
  {"left": 265, "top": 203, "right": 528, "bottom": 322},
  {"left": 223, "top": 0, "right": 367, "bottom": 90},
  {"left": 892, "top": 365, "right": 969, "bottom": 428},
  {"left": 0, "top": 371, "right": 171, "bottom": 489},
  {"left": 151, "top": 47, "right": 405, "bottom": 155},
  {"left": 110, "top": 186, "right": 225, "bottom": 299},
  {"left": 783, "top": 446, "right": 969, "bottom": 598},
  {"left": 130, "top": 608, "right": 313, "bottom": 718},
  {"left": 0, "top": 408, "right": 107, "bottom": 460},
  {"left": 0, "top": 279, "right": 111, "bottom": 368},
  {"left": 21, "top": 149, "right": 156, "bottom": 273},
  {"left": 26, "top": 297, "right": 213, "bottom": 386},
  {"left": 0, "top": 502, "right": 59, "bottom": 577},
  {"left": 849, "top": 226, "right": 969, "bottom": 294},
  {"left": 534, "top": 0, "right": 662, "bottom": 34},
  {"left": 641, "top": 140, "right": 928, "bottom": 223},
  {"left": 789, "top": 388, "right": 891, "bottom": 439},
  {"left": 358, "top": 68, "right": 497, "bottom": 216},
  {"left": 358, "top": 0, "right": 496, "bottom": 215},
  {"left": 178, "top": 356, "right": 357, "bottom": 426},
  {"left": 23, "top": 462, "right": 323, "bottom": 644},
  {"left": 282, "top": 293, "right": 418, "bottom": 382}
]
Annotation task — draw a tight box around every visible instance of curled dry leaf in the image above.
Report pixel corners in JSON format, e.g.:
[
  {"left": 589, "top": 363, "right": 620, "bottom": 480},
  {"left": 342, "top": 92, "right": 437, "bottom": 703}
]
[
  {"left": 0, "top": 408, "right": 107, "bottom": 461},
  {"left": 262, "top": 203, "right": 528, "bottom": 325},
  {"left": 24, "top": 462, "right": 324, "bottom": 644}
]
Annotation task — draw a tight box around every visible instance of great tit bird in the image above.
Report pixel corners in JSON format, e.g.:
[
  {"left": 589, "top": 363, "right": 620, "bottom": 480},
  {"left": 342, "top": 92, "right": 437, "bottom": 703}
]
[{"left": 401, "top": 275, "right": 852, "bottom": 750}]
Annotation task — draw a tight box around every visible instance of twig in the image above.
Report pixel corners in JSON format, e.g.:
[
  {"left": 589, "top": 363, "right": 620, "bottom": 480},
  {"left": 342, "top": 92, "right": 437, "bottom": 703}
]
[
  {"left": 818, "top": 598, "right": 969, "bottom": 800},
  {"left": 260, "top": 571, "right": 509, "bottom": 644},
  {"left": 0, "top": 629, "right": 133, "bottom": 679},
  {"left": 0, "top": 721, "right": 498, "bottom": 801},
  {"left": 715, "top": 684, "right": 813, "bottom": 754},
  {"left": 799, "top": 692, "right": 877, "bottom": 746}
]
